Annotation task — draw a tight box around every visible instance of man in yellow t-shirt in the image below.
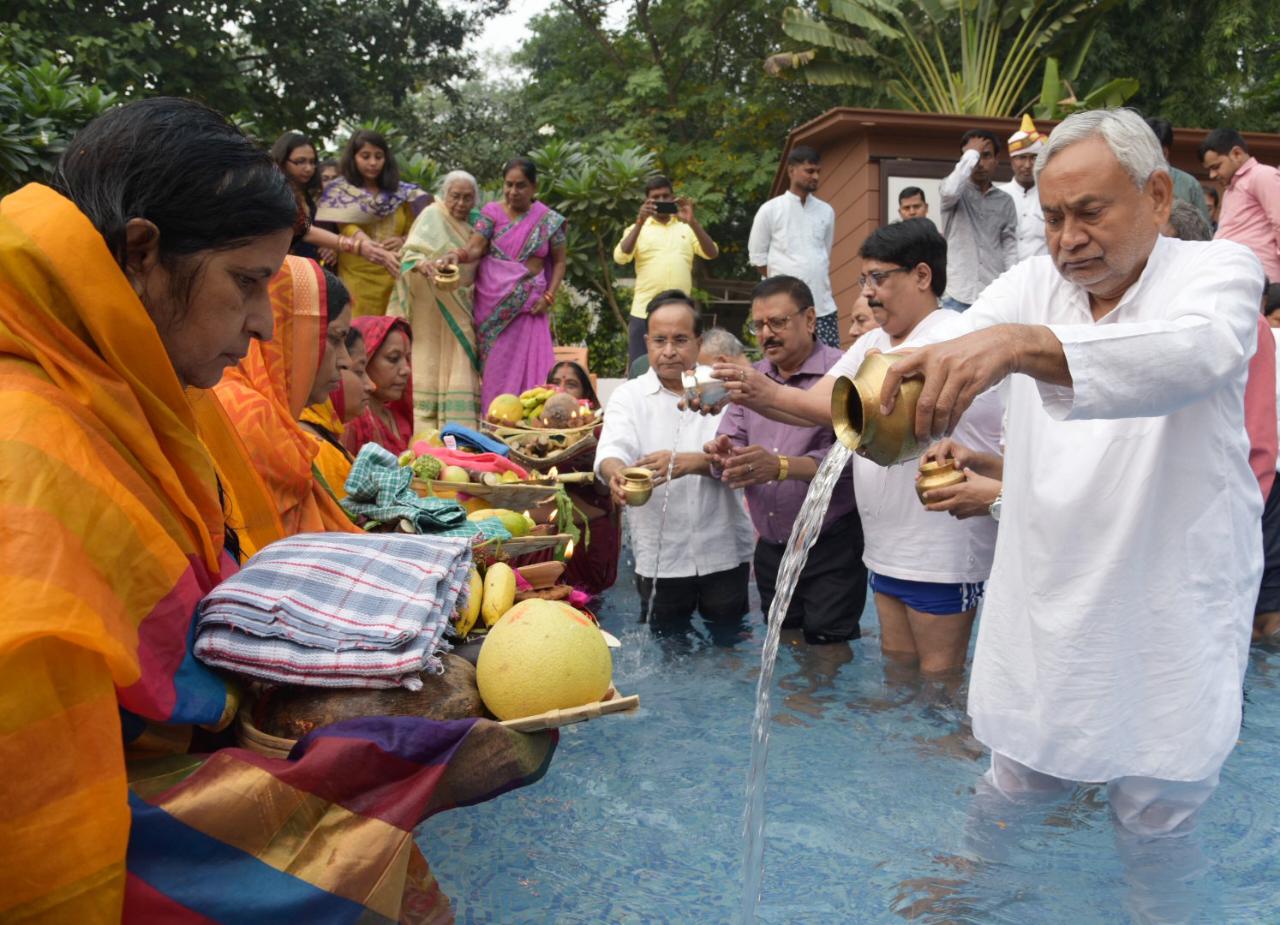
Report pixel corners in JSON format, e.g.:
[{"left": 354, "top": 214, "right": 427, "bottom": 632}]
[{"left": 615, "top": 175, "right": 719, "bottom": 370}]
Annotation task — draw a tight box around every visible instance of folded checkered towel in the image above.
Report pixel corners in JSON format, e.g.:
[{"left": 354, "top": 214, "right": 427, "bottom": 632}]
[
  {"left": 341, "top": 444, "right": 509, "bottom": 539},
  {"left": 194, "top": 532, "right": 472, "bottom": 689}
]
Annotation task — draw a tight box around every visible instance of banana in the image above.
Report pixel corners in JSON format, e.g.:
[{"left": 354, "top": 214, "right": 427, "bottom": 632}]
[
  {"left": 527, "top": 402, "right": 546, "bottom": 422},
  {"left": 481, "top": 562, "right": 517, "bottom": 627},
  {"left": 455, "top": 568, "right": 483, "bottom": 636}
]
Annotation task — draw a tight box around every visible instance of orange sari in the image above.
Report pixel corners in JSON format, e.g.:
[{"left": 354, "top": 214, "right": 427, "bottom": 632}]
[{"left": 214, "top": 256, "right": 358, "bottom": 535}]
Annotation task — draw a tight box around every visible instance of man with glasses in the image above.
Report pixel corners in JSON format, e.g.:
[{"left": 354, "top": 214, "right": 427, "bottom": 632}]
[
  {"left": 709, "top": 219, "right": 1003, "bottom": 675},
  {"left": 596, "top": 290, "right": 754, "bottom": 633},
  {"left": 615, "top": 175, "right": 719, "bottom": 371},
  {"left": 705, "top": 276, "right": 866, "bottom": 644}
]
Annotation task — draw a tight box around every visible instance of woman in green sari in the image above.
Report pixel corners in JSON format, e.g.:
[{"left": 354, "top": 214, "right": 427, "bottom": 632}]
[{"left": 387, "top": 170, "right": 482, "bottom": 431}]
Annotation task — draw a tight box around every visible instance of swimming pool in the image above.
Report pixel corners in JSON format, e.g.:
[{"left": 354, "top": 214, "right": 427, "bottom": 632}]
[{"left": 418, "top": 544, "right": 1280, "bottom": 923}]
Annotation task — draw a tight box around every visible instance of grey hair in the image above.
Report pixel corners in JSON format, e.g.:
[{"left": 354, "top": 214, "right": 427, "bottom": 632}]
[
  {"left": 1035, "top": 108, "right": 1168, "bottom": 190},
  {"left": 439, "top": 169, "right": 479, "bottom": 198},
  {"left": 1163, "top": 200, "right": 1214, "bottom": 242},
  {"left": 700, "top": 327, "right": 746, "bottom": 357}
]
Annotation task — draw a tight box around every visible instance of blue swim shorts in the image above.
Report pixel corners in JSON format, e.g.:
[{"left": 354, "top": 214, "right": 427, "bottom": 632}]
[{"left": 868, "top": 572, "right": 985, "bottom": 615}]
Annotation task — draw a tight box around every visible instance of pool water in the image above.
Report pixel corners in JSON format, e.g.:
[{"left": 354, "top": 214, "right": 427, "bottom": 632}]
[{"left": 418, "top": 543, "right": 1280, "bottom": 924}]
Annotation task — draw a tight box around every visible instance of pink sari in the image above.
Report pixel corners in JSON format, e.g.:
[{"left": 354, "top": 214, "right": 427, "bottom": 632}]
[{"left": 473, "top": 200, "right": 566, "bottom": 409}]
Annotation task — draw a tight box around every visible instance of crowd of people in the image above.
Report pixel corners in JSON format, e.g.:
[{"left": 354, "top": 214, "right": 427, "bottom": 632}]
[{"left": 3, "top": 87, "right": 1280, "bottom": 920}]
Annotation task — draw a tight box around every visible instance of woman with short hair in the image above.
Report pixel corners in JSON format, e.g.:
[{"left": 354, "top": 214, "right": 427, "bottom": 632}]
[{"left": 387, "top": 169, "right": 483, "bottom": 431}]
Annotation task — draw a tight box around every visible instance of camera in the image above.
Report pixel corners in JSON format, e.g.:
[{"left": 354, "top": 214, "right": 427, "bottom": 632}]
[{"left": 654, "top": 201, "right": 679, "bottom": 215}]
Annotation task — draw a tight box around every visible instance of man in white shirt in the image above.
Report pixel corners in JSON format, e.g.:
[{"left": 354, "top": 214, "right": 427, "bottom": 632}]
[
  {"left": 939, "top": 130, "right": 1018, "bottom": 311},
  {"left": 748, "top": 146, "right": 840, "bottom": 347},
  {"left": 996, "top": 115, "right": 1049, "bottom": 262},
  {"left": 709, "top": 220, "right": 1003, "bottom": 674},
  {"left": 596, "top": 290, "right": 755, "bottom": 631},
  {"left": 878, "top": 109, "right": 1265, "bottom": 841}
]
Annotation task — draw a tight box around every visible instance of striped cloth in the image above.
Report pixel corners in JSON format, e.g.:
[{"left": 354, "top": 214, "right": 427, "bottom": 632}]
[
  {"left": 342, "top": 443, "right": 511, "bottom": 540},
  {"left": 195, "top": 533, "right": 471, "bottom": 689}
]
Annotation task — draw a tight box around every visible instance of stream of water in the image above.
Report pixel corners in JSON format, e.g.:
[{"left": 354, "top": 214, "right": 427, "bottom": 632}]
[
  {"left": 641, "top": 413, "right": 686, "bottom": 623},
  {"left": 739, "top": 442, "right": 853, "bottom": 923}
]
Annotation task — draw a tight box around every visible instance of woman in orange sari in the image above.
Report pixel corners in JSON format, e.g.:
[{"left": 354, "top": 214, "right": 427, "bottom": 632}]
[
  {"left": 343, "top": 315, "right": 415, "bottom": 456},
  {"left": 0, "top": 98, "right": 553, "bottom": 924},
  {"left": 215, "top": 255, "right": 359, "bottom": 532}
]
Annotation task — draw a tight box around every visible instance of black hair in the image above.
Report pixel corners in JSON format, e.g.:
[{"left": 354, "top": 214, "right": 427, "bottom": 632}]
[
  {"left": 503, "top": 157, "right": 538, "bottom": 185},
  {"left": 960, "top": 128, "right": 1001, "bottom": 156},
  {"left": 898, "top": 186, "right": 926, "bottom": 204},
  {"left": 787, "top": 145, "right": 820, "bottom": 166},
  {"left": 546, "top": 360, "right": 600, "bottom": 408},
  {"left": 644, "top": 174, "right": 673, "bottom": 194},
  {"left": 751, "top": 275, "right": 814, "bottom": 312},
  {"left": 1265, "top": 282, "right": 1280, "bottom": 314},
  {"left": 340, "top": 129, "right": 400, "bottom": 192},
  {"left": 645, "top": 289, "right": 704, "bottom": 336},
  {"left": 320, "top": 158, "right": 338, "bottom": 175},
  {"left": 322, "top": 267, "right": 350, "bottom": 322},
  {"left": 344, "top": 326, "right": 365, "bottom": 352},
  {"left": 270, "top": 131, "right": 321, "bottom": 198},
  {"left": 1199, "top": 128, "right": 1248, "bottom": 160},
  {"left": 859, "top": 218, "right": 947, "bottom": 297},
  {"left": 52, "top": 97, "right": 299, "bottom": 290},
  {"left": 1204, "top": 185, "right": 1220, "bottom": 208},
  {"left": 1145, "top": 117, "right": 1174, "bottom": 151}
]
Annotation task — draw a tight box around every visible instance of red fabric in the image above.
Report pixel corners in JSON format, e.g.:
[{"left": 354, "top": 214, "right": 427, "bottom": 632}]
[
  {"left": 413, "top": 445, "right": 528, "bottom": 478},
  {"left": 343, "top": 316, "right": 414, "bottom": 456},
  {"left": 1246, "top": 316, "right": 1278, "bottom": 498}
]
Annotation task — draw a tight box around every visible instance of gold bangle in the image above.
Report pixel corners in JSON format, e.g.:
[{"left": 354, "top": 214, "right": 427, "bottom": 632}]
[{"left": 777, "top": 455, "right": 789, "bottom": 481}]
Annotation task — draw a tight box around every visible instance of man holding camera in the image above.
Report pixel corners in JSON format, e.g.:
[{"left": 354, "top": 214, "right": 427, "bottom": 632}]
[{"left": 615, "top": 176, "right": 719, "bottom": 371}]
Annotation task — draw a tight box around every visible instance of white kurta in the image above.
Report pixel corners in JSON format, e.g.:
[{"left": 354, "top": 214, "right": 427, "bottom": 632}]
[
  {"left": 595, "top": 367, "right": 755, "bottom": 579},
  {"left": 747, "top": 191, "right": 838, "bottom": 318},
  {"left": 828, "top": 309, "right": 1004, "bottom": 584},
  {"left": 996, "top": 179, "right": 1048, "bottom": 262},
  {"left": 961, "top": 236, "right": 1265, "bottom": 782}
]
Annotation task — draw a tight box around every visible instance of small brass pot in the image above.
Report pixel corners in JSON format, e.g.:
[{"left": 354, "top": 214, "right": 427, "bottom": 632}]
[
  {"left": 433, "top": 264, "right": 461, "bottom": 293},
  {"left": 621, "top": 467, "right": 653, "bottom": 507},
  {"left": 915, "top": 458, "right": 965, "bottom": 506},
  {"left": 831, "top": 352, "right": 924, "bottom": 467}
]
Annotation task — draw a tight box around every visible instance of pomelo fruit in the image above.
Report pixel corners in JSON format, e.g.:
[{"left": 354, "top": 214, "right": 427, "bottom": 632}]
[
  {"left": 487, "top": 393, "right": 525, "bottom": 426},
  {"left": 476, "top": 599, "right": 612, "bottom": 721}
]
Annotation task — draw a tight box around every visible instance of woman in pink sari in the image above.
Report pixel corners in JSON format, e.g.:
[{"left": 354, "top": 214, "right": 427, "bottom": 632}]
[{"left": 443, "top": 157, "right": 567, "bottom": 410}]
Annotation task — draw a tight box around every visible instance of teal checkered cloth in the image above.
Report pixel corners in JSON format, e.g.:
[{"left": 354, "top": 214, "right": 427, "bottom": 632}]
[{"left": 341, "top": 445, "right": 511, "bottom": 540}]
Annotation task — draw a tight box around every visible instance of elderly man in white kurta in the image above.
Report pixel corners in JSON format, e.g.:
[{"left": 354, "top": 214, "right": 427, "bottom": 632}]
[{"left": 881, "top": 108, "right": 1266, "bottom": 838}]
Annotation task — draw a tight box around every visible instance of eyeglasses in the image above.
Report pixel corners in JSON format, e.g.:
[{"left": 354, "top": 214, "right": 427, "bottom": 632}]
[
  {"left": 648, "top": 335, "right": 693, "bottom": 348},
  {"left": 288, "top": 157, "right": 318, "bottom": 166},
  {"left": 747, "top": 309, "right": 804, "bottom": 334},
  {"left": 858, "top": 267, "right": 911, "bottom": 289}
]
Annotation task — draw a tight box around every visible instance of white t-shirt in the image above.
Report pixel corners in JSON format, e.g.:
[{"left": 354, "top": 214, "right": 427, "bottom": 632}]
[{"left": 827, "top": 308, "right": 1003, "bottom": 584}]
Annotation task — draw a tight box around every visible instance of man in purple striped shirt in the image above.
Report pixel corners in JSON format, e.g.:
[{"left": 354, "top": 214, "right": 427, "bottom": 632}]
[{"left": 705, "top": 276, "right": 866, "bottom": 643}]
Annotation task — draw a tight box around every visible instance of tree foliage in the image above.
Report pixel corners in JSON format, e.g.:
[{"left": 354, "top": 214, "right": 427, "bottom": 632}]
[
  {"left": 768, "top": 0, "right": 1131, "bottom": 116},
  {"left": 513, "top": 1, "right": 858, "bottom": 278},
  {"left": 1074, "top": 0, "right": 1280, "bottom": 130},
  {"left": 0, "top": 0, "right": 494, "bottom": 139},
  {"left": 0, "top": 51, "right": 118, "bottom": 192}
]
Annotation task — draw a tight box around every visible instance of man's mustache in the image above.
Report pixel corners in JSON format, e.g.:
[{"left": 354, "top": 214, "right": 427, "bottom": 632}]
[
  {"left": 763, "top": 339, "right": 783, "bottom": 349},
  {"left": 868, "top": 299, "right": 884, "bottom": 309}
]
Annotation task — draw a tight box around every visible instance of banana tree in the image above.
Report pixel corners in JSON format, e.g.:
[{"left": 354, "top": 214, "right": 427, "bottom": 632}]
[{"left": 766, "top": 0, "right": 1130, "bottom": 118}]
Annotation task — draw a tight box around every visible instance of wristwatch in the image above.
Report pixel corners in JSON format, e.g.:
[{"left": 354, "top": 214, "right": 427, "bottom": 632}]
[{"left": 989, "top": 490, "right": 1002, "bottom": 522}]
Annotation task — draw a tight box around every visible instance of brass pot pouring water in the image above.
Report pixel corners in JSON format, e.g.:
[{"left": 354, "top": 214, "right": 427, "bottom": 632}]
[{"left": 831, "top": 352, "right": 925, "bottom": 467}]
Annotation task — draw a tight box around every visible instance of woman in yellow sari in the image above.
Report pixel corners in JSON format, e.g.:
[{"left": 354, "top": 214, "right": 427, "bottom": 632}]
[
  {"left": 316, "top": 129, "right": 429, "bottom": 316},
  {"left": 387, "top": 169, "right": 482, "bottom": 431},
  {"left": 215, "top": 255, "right": 360, "bottom": 532},
  {"left": 0, "top": 99, "right": 554, "bottom": 924}
]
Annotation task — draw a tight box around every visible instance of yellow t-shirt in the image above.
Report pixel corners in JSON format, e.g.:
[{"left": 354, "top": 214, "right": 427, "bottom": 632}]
[{"left": 614, "top": 218, "right": 714, "bottom": 318}]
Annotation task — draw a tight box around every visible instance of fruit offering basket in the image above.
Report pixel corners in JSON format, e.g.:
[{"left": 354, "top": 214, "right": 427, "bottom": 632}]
[
  {"left": 502, "top": 429, "right": 598, "bottom": 470},
  {"left": 472, "top": 531, "right": 572, "bottom": 567},
  {"left": 412, "top": 478, "right": 560, "bottom": 509}
]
